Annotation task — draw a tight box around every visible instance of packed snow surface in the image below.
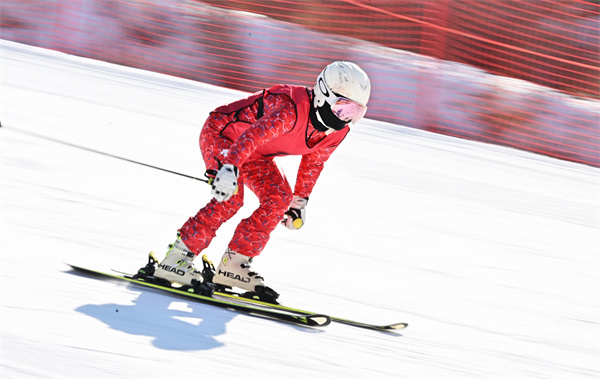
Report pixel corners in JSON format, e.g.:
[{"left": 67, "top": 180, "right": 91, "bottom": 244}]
[{"left": 1, "top": 40, "right": 598, "bottom": 378}]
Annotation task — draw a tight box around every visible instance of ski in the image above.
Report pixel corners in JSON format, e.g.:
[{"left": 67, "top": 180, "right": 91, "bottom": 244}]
[
  {"left": 186, "top": 253, "right": 408, "bottom": 332},
  {"left": 67, "top": 264, "right": 330, "bottom": 328},
  {"left": 114, "top": 263, "right": 408, "bottom": 333},
  {"left": 70, "top": 259, "right": 408, "bottom": 333},
  {"left": 113, "top": 257, "right": 408, "bottom": 333},
  {"left": 212, "top": 291, "right": 408, "bottom": 332}
]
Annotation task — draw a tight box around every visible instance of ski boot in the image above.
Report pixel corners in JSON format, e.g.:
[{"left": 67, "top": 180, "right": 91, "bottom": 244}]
[
  {"left": 135, "top": 250, "right": 217, "bottom": 297},
  {"left": 150, "top": 236, "right": 203, "bottom": 287},
  {"left": 212, "top": 248, "right": 280, "bottom": 304}
]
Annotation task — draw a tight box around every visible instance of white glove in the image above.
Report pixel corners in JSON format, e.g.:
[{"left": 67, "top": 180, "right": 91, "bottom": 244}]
[
  {"left": 211, "top": 164, "right": 239, "bottom": 202},
  {"left": 281, "top": 196, "right": 308, "bottom": 230}
]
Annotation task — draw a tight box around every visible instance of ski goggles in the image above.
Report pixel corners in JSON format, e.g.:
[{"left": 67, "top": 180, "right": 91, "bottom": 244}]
[{"left": 329, "top": 96, "right": 367, "bottom": 124}]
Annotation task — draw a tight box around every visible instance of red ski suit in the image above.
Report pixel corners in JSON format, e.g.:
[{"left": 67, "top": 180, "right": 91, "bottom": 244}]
[{"left": 180, "top": 84, "right": 349, "bottom": 258}]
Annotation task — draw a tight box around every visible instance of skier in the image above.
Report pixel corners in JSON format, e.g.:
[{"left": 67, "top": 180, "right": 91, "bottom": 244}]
[{"left": 153, "top": 61, "right": 371, "bottom": 295}]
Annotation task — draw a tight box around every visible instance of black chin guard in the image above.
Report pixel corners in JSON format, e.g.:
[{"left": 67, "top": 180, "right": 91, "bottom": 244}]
[{"left": 314, "top": 102, "right": 348, "bottom": 131}]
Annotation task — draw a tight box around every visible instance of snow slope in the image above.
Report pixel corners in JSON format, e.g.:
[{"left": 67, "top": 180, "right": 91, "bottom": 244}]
[{"left": 1, "top": 40, "right": 598, "bottom": 378}]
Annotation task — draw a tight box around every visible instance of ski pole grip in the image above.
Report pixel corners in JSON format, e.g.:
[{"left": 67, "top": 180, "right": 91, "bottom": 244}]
[
  {"left": 292, "top": 217, "right": 303, "bottom": 229},
  {"left": 284, "top": 208, "right": 303, "bottom": 229}
]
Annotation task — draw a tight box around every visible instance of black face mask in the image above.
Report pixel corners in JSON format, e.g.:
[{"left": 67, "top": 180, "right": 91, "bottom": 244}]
[
  {"left": 309, "top": 106, "right": 328, "bottom": 132},
  {"left": 309, "top": 101, "right": 348, "bottom": 132}
]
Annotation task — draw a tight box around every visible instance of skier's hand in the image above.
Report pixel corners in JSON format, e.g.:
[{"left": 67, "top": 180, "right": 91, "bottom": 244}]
[
  {"left": 211, "top": 164, "right": 239, "bottom": 202},
  {"left": 281, "top": 196, "right": 308, "bottom": 230}
]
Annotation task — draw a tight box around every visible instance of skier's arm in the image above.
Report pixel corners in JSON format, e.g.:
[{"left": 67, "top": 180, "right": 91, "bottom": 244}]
[
  {"left": 293, "top": 144, "right": 339, "bottom": 199},
  {"left": 280, "top": 145, "right": 339, "bottom": 229}
]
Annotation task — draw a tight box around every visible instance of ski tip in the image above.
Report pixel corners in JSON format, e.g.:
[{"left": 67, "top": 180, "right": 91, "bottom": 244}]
[
  {"left": 65, "top": 263, "right": 90, "bottom": 272},
  {"left": 303, "top": 314, "right": 332, "bottom": 327},
  {"left": 384, "top": 322, "right": 409, "bottom": 330}
]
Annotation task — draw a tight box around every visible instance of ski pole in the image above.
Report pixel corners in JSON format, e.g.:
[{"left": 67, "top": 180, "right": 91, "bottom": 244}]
[{"left": 5, "top": 127, "right": 210, "bottom": 183}]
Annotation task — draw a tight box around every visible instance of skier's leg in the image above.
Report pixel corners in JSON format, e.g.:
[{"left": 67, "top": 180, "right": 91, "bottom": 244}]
[
  {"left": 154, "top": 116, "right": 241, "bottom": 285},
  {"left": 213, "top": 159, "right": 292, "bottom": 291},
  {"left": 152, "top": 182, "right": 244, "bottom": 286},
  {"left": 228, "top": 159, "right": 292, "bottom": 257},
  {"left": 179, "top": 185, "right": 244, "bottom": 254},
  {"left": 180, "top": 116, "right": 242, "bottom": 254}
]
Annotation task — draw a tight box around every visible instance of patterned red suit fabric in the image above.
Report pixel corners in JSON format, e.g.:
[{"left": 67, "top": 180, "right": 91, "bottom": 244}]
[{"left": 180, "top": 85, "right": 348, "bottom": 257}]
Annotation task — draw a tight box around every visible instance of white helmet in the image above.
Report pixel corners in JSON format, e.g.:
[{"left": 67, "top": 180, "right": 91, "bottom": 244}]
[{"left": 313, "top": 61, "right": 371, "bottom": 131}]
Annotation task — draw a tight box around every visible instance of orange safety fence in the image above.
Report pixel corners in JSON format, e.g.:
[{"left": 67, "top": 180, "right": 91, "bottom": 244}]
[{"left": 1, "top": 0, "right": 598, "bottom": 165}]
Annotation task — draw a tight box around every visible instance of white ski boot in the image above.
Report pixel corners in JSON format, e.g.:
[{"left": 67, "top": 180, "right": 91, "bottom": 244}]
[
  {"left": 154, "top": 236, "right": 203, "bottom": 286},
  {"left": 213, "top": 248, "right": 265, "bottom": 291}
]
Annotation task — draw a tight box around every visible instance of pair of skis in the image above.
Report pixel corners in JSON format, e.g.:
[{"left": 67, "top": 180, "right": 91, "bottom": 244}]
[{"left": 67, "top": 263, "right": 408, "bottom": 332}]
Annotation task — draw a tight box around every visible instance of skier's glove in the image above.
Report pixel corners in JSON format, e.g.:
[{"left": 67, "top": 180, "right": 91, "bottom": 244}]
[
  {"left": 281, "top": 196, "right": 308, "bottom": 230},
  {"left": 211, "top": 164, "right": 239, "bottom": 202}
]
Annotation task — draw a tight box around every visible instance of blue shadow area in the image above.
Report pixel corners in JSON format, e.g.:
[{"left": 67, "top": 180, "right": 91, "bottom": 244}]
[{"left": 76, "top": 287, "right": 236, "bottom": 351}]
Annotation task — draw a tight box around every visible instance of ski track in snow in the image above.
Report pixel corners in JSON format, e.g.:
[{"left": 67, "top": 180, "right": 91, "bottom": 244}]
[{"left": 1, "top": 40, "right": 598, "bottom": 378}]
